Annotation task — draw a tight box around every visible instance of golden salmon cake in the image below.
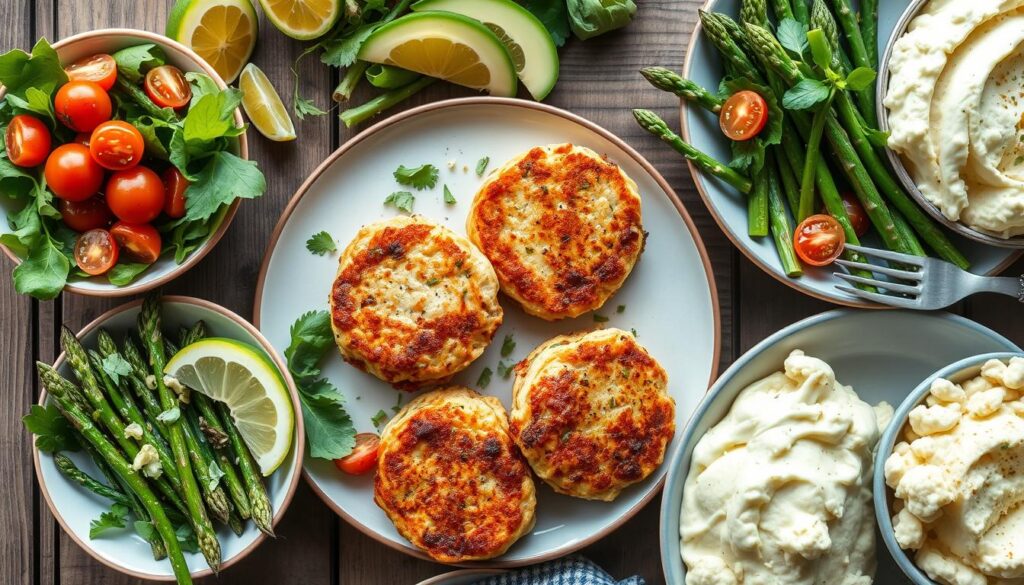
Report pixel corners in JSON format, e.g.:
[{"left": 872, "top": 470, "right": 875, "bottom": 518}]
[
  {"left": 374, "top": 386, "right": 536, "bottom": 562},
  {"left": 329, "top": 216, "right": 502, "bottom": 389},
  {"left": 466, "top": 144, "right": 645, "bottom": 321},
  {"left": 510, "top": 328, "right": 675, "bottom": 501}
]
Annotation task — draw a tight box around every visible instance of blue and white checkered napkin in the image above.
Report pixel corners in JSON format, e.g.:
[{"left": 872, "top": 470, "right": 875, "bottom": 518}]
[{"left": 471, "top": 556, "right": 645, "bottom": 585}]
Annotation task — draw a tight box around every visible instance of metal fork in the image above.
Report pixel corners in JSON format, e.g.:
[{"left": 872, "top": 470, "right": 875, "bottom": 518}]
[{"left": 834, "top": 244, "right": 1024, "bottom": 309}]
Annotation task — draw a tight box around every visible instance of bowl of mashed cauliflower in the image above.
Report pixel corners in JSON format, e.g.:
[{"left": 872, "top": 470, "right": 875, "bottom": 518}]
[
  {"left": 881, "top": 0, "right": 1024, "bottom": 246},
  {"left": 877, "top": 352, "right": 1024, "bottom": 585}
]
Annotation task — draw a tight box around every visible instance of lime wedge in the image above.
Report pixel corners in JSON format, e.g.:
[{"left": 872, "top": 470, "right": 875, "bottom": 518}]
[
  {"left": 411, "top": 0, "right": 559, "bottom": 100},
  {"left": 358, "top": 12, "right": 518, "bottom": 97},
  {"left": 257, "top": 0, "right": 341, "bottom": 40},
  {"left": 165, "top": 338, "right": 294, "bottom": 476},
  {"left": 238, "top": 63, "right": 297, "bottom": 142},
  {"left": 167, "top": 0, "right": 258, "bottom": 83}
]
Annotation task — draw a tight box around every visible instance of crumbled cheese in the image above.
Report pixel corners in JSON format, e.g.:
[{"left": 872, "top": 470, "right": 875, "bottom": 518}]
[
  {"left": 123, "top": 422, "right": 143, "bottom": 440},
  {"left": 893, "top": 507, "right": 925, "bottom": 549},
  {"left": 132, "top": 444, "right": 162, "bottom": 479},
  {"left": 1003, "top": 357, "right": 1024, "bottom": 389},
  {"left": 145, "top": 375, "right": 157, "bottom": 390},
  {"left": 163, "top": 375, "right": 190, "bottom": 404}
]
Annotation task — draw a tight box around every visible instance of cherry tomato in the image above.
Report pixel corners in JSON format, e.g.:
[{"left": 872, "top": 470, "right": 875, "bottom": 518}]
[
  {"left": 144, "top": 65, "right": 192, "bottom": 109},
  {"left": 105, "top": 166, "right": 164, "bottom": 224},
  {"left": 840, "top": 192, "right": 869, "bottom": 237},
  {"left": 59, "top": 196, "right": 112, "bottom": 232},
  {"left": 334, "top": 433, "right": 380, "bottom": 475},
  {"left": 89, "top": 120, "right": 145, "bottom": 170},
  {"left": 720, "top": 90, "right": 769, "bottom": 142},
  {"left": 64, "top": 53, "right": 117, "bottom": 91},
  {"left": 73, "top": 132, "right": 91, "bottom": 147},
  {"left": 55, "top": 80, "right": 112, "bottom": 132},
  {"left": 794, "top": 214, "right": 846, "bottom": 267},
  {"left": 162, "top": 166, "right": 188, "bottom": 219},
  {"left": 5, "top": 114, "right": 51, "bottom": 167},
  {"left": 74, "top": 228, "right": 118, "bottom": 275},
  {"left": 44, "top": 143, "right": 105, "bottom": 202},
  {"left": 110, "top": 222, "right": 161, "bottom": 264}
]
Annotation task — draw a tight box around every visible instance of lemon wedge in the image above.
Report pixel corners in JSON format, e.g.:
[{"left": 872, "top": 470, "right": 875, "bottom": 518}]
[
  {"left": 239, "top": 63, "right": 297, "bottom": 142},
  {"left": 167, "top": 0, "right": 258, "bottom": 83},
  {"left": 257, "top": 0, "right": 341, "bottom": 40}
]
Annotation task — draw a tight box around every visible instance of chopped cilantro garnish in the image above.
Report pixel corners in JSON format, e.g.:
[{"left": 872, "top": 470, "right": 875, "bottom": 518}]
[
  {"left": 497, "top": 360, "right": 514, "bottom": 379},
  {"left": 616, "top": 304, "right": 626, "bottom": 313},
  {"left": 425, "top": 277, "right": 440, "bottom": 286},
  {"left": 500, "top": 333, "right": 516, "bottom": 357},
  {"left": 384, "top": 191, "right": 415, "bottom": 213},
  {"left": 475, "top": 156, "right": 490, "bottom": 176},
  {"left": 394, "top": 163, "right": 439, "bottom": 190},
  {"left": 371, "top": 409, "right": 388, "bottom": 429},
  {"left": 305, "top": 231, "right": 337, "bottom": 256},
  {"left": 477, "top": 367, "right": 493, "bottom": 389},
  {"left": 593, "top": 314, "right": 609, "bottom": 323},
  {"left": 443, "top": 184, "right": 456, "bottom": 204}
]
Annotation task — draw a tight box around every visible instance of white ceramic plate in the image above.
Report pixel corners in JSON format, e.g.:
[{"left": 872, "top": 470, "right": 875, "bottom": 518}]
[
  {"left": 659, "top": 309, "right": 1020, "bottom": 584},
  {"left": 33, "top": 297, "right": 304, "bottom": 581},
  {"left": 254, "top": 97, "right": 721, "bottom": 566},
  {"left": 681, "top": 0, "right": 1022, "bottom": 307},
  {"left": 416, "top": 570, "right": 505, "bottom": 585}
]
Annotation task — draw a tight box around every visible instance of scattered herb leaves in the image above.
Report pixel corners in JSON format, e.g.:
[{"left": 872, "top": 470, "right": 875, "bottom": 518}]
[
  {"left": 394, "top": 163, "right": 439, "bottom": 190},
  {"left": 593, "top": 314, "right": 609, "bottom": 323},
  {"left": 371, "top": 409, "right": 387, "bottom": 429},
  {"left": 306, "top": 231, "right": 337, "bottom": 256},
  {"left": 500, "top": 333, "right": 516, "bottom": 357},
  {"left": 476, "top": 367, "right": 493, "bottom": 389},
  {"left": 384, "top": 191, "right": 415, "bottom": 213},
  {"left": 23, "top": 404, "right": 80, "bottom": 453},
  {"left": 443, "top": 184, "right": 456, "bottom": 204},
  {"left": 475, "top": 156, "right": 490, "bottom": 176},
  {"left": 89, "top": 503, "right": 129, "bottom": 539}
]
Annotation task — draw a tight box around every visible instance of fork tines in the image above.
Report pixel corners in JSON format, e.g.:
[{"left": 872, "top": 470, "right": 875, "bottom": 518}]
[{"left": 833, "top": 244, "right": 924, "bottom": 307}]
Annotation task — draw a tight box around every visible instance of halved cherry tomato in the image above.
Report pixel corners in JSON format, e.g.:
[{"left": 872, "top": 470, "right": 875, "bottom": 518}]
[
  {"left": 840, "top": 192, "right": 869, "bottom": 237},
  {"left": 44, "top": 143, "right": 105, "bottom": 202},
  {"left": 144, "top": 65, "right": 192, "bottom": 109},
  {"left": 720, "top": 90, "right": 769, "bottom": 142},
  {"left": 110, "top": 222, "right": 161, "bottom": 264},
  {"left": 5, "top": 114, "right": 51, "bottom": 167},
  {"left": 89, "top": 120, "right": 145, "bottom": 170},
  {"left": 59, "top": 196, "right": 112, "bottom": 232},
  {"left": 334, "top": 433, "right": 380, "bottom": 475},
  {"left": 105, "top": 166, "right": 165, "bottom": 224},
  {"left": 64, "top": 53, "right": 117, "bottom": 91},
  {"left": 54, "top": 80, "right": 112, "bottom": 132},
  {"left": 74, "top": 228, "right": 118, "bottom": 275},
  {"left": 794, "top": 214, "right": 846, "bottom": 267},
  {"left": 162, "top": 166, "right": 188, "bottom": 219}
]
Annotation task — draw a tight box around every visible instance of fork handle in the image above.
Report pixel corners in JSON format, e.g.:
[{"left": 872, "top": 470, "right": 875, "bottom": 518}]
[{"left": 972, "top": 274, "right": 1024, "bottom": 302}]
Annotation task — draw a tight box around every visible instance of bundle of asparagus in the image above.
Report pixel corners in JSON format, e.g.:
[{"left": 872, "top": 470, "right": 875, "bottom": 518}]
[
  {"left": 26, "top": 296, "right": 274, "bottom": 585},
  {"left": 634, "top": 0, "right": 969, "bottom": 280}
]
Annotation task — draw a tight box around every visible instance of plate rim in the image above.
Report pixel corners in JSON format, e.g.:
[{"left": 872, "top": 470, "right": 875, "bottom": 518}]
[
  {"left": 657, "top": 307, "right": 1021, "bottom": 585},
  {"left": 679, "top": 0, "right": 1024, "bottom": 308},
  {"left": 251, "top": 96, "right": 723, "bottom": 567},
  {"left": 31, "top": 295, "right": 306, "bottom": 581}
]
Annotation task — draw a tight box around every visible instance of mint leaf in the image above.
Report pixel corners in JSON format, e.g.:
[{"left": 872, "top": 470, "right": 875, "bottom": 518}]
[
  {"left": 285, "top": 310, "right": 334, "bottom": 381},
  {"left": 23, "top": 403, "right": 79, "bottom": 453},
  {"left": 500, "top": 333, "right": 516, "bottom": 357},
  {"left": 845, "top": 67, "right": 877, "bottom": 92},
  {"left": 783, "top": 79, "right": 830, "bottom": 110},
  {"left": 0, "top": 38, "right": 67, "bottom": 100},
  {"left": 520, "top": 0, "right": 570, "bottom": 46},
  {"left": 89, "top": 503, "right": 129, "bottom": 539},
  {"left": 107, "top": 262, "right": 151, "bottom": 286},
  {"left": 184, "top": 151, "right": 266, "bottom": 221},
  {"left": 101, "top": 353, "right": 133, "bottom": 386},
  {"left": 383, "top": 191, "right": 414, "bottom": 214},
  {"left": 475, "top": 156, "right": 490, "bottom": 176},
  {"left": 777, "top": 18, "right": 809, "bottom": 57},
  {"left": 443, "top": 184, "right": 456, "bottom": 204},
  {"left": 306, "top": 231, "right": 337, "bottom": 256},
  {"left": 393, "top": 164, "right": 438, "bottom": 190},
  {"left": 111, "top": 44, "right": 166, "bottom": 83},
  {"left": 13, "top": 235, "right": 69, "bottom": 300}
]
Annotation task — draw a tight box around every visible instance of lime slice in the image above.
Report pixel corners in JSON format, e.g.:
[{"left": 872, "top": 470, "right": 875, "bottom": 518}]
[
  {"left": 358, "top": 12, "right": 518, "bottom": 97},
  {"left": 167, "top": 0, "right": 258, "bottom": 84},
  {"left": 165, "top": 338, "right": 294, "bottom": 476},
  {"left": 257, "top": 0, "right": 341, "bottom": 40},
  {"left": 238, "top": 63, "right": 297, "bottom": 142},
  {"left": 411, "top": 0, "right": 558, "bottom": 100}
]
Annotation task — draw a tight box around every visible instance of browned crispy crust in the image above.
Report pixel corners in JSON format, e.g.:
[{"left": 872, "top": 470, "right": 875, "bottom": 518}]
[
  {"left": 510, "top": 330, "right": 675, "bottom": 501},
  {"left": 467, "top": 144, "right": 644, "bottom": 320},
  {"left": 375, "top": 387, "right": 536, "bottom": 562}
]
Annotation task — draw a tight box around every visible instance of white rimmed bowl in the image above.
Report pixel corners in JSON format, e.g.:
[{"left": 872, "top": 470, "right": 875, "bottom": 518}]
[
  {"left": 0, "top": 29, "right": 246, "bottom": 297},
  {"left": 32, "top": 296, "right": 304, "bottom": 581}
]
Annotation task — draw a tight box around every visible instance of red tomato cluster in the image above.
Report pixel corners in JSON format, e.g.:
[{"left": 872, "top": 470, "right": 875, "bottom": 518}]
[{"left": 4, "top": 53, "right": 195, "bottom": 277}]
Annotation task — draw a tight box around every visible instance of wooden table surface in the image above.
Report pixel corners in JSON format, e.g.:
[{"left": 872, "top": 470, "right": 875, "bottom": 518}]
[{"left": 2, "top": 1, "right": 1023, "bottom": 584}]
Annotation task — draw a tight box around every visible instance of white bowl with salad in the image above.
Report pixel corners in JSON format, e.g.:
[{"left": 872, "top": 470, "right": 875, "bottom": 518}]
[{"left": 0, "top": 29, "right": 264, "bottom": 300}]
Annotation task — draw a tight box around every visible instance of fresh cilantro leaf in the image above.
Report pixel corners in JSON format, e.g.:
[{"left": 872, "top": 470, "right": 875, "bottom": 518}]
[
  {"left": 500, "top": 333, "right": 516, "bottom": 357},
  {"left": 23, "top": 403, "right": 79, "bottom": 453},
  {"left": 184, "top": 151, "right": 266, "bottom": 222},
  {"left": 101, "top": 354, "right": 133, "bottom": 386},
  {"left": 475, "top": 156, "right": 490, "bottom": 176},
  {"left": 294, "top": 94, "right": 328, "bottom": 120},
  {"left": 107, "top": 262, "right": 151, "bottom": 286},
  {"left": 631, "top": 327, "right": 638, "bottom": 337},
  {"left": 206, "top": 460, "right": 224, "bottom": 492},
  {"left": 616, "top": 304, "right": 626, "bottom": 313},
  {"left": 783, "top": 78, "right": 830, "bottom": 110},
  {"left": 497, "top": 360, "right": 514, "bottom": 379},
  {"left": 299, "top": 388, "right": 356, "bottom": 459},
  {"left": 321, "top": 24, "right": 380, "bottom": 68},
  {"left": 593, "top": 314, "right": 609, "bottom": 323},
  {"left": 777, "top": 19, "right": 809, "bottom": 57},
  {"left": 383, "top": 191, "right": 414, "bottom": 214},
  {"left": 519, "top": 0, "right": 570, "bottom": 46},
  {"left": 476, "top": 367, "right": 493, "bottom": 389},
  {"left": 371, "top": 409, "right": 387, "bottom": 429},
  {"left": 0, "top": 38, "right": 67, "bottom": 100},
  {"left": 157, "top": 407, "right": 181, "bottom": 423},
  {"left": 443, "top": 184, "right": 456, "bottom": 204},
  {"left": 13, "top": 234, "right": 69, "bottom": 301},
  {"left": 89, "top": 503, "right": 129, "bottom": 539},
  {"left": 111, "top": 44, "right": 166, "bottom": 83},
  {"left": 729, "top": 139, "right": 765, "bottom": 174},
  {"left": 393, "top": 164, "right": 438, "bottom": 190},
  {"left": 844, "top": 67, "right": 877, "bottom": 92},
  {"left": 306, "top": 231, "right": 337, "bottom": 256},
  {"left": 284, "top": 310, "right": 334, "bottom": 381}
]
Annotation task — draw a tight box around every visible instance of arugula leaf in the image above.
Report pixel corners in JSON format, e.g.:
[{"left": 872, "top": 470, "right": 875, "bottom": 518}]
[
  {"left": 777, "top": 19, "right": 809, "bottom": 57},
  {"left": 519, "top": 0, "right": 570, "bottom": 46},
  {"left": 23, "top": 403, "right": 80, "bottom": 453},
  {"left": 0, "top": 38, "right": 67, "bottom": 100},
  {"left": 111, "top": 44, "right": 166, "bottom": 83},
  {"left": 1, "top": 201, "right": 42, "bottom": 256},
  {"left": 13, "top": 234, "right": 69, "bottom": 300},
  {"left": 182, "top": 90, "right": 244, "bottom": 153},
  {"left": 89, "top": 503, "right": 129, "bottom": 539},
  {"left": 306, "top": 231, "right": 337, "bottom": 256},
  {"left": 845, "top": 67, "right": 877, "bottom": 92},
  {"left": 475, "top": 156, "right": 490, "bottom": 176},
  {"left": 0, "top": 155, "right": 38, "bottom": 197},
  {"left": 7, "top": 87, "right": 56, "bottom": 126},
  {"left": 132, "top": 116, "right": 175, "bottom": 160},
  {"left": 443, "top": 185, "right": 456, "bottom": 204},
  {"left": 106, "top": 262, "right": 151, "bottom": 286},
  {"left": 101, "top": 353, "right": 133, "bottom": 385},
  {"left": 500, "top": 333, "right": 516, "bottom": 357},
  {"left": 383, "top": 191, "right": 414, "bottom": 213},
  {"left": 185, "top": 72, "right": 220, "bottom": 106},
  {"left": 164, "top": 218, "right": 211, "bottom": 264},
  {"left": 284, "top": 310, "right": 334, "bottom": 381},
  {"left": 184, "top": 151, "right": 266, "bottom": 221},
  {"left": 476, "top": 367, "right": 493, "bottom": 389},
  {"left": 783, "top": 78, "right": 830, "bottom": 110},
  {"left": 299, "top": 388, "right": 356, "bottom": 459},
  {"left": 393, "top": 164, "right": 438, "bottom": 190}
]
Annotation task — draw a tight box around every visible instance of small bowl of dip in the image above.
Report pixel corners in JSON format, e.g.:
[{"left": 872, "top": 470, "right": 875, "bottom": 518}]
[
  {"left": 878, "top": 0, "right": 1024, "bottom": 248},
  {"left": 874, "top": 352, "right": 1024, "bottom": 585}
]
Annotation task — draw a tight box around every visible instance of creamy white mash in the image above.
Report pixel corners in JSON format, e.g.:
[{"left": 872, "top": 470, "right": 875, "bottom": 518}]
[
  {"left": 885, "top": 0, "right": 1024, "bottom": 237},
  {"left": 885, "top": 357, "right": 1024, "bottom": 585},
  {"left": 680, "top": 351, "right": 892, "bottom": 585}
]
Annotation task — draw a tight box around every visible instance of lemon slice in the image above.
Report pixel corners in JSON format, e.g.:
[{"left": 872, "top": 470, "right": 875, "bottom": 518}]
[
  {"left": 411, "top": 0, "right": 559, "bottom": 100},
  {"left": 257, "top": 0, "right": 341, "bottom": 40},
  {"left": 165, "top": 338, "right": 294, "bottom": 476},
  {"left": 238, "top": 63, "right": 297, "bottom": 142},
  {"left": 167, "top": 0, "right": 258, "bottom": 83},
  {"left": 358, "top": 12, "right": 518, "bottom": 97}
]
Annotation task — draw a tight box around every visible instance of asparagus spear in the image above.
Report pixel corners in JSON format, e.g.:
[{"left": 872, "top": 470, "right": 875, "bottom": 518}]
[
  {"left": 54, "top": 453, "right": 131, "bottom": 506},
  {"left": 139, "top": 296, "right": 221, "bottom": 572},
  {"left": 791, "top": 0, "right": 809, "bottom": 25},
  {"left": 699, "top": 11, "right": 762, "bottom": 81},
  {"left": 640, "top": 67, "right": 723, "bottom": 113},
  {"left": 775, "top": 146, "right": 801, "bottom": 214},
  {"left": 180, "top": 413, "right": 232, "bottom": 525},
  {"left": 825, "top": 0, "right": 876, "bottom": 124},
  {"left": 749, "top": 165, "right": 770, "bottom": 237},
  {"left": 39, "top": 365, "right": 190, "bottom": 584},
  {"left": 740, "top": 0, "right": 769, "bottom": 27},
  {"left": 190, "top": 395, "right": 251, "bottom": 520},
  {"left": 861, "top": 0, "right": 878, "bottom": 68},
  {"left": 770, "top": 0, "right": 795, "bottom": 20},
  {"left": 767, "top": 156, "right": 803, "bottom": 277},
  {"left": 215, "top": 400, "right": 274, "bottom": 536},
  {"left": 179, "top": 321, "right": 207, "bottom": 348}
]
